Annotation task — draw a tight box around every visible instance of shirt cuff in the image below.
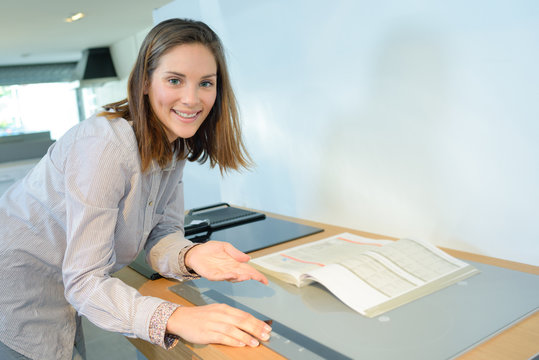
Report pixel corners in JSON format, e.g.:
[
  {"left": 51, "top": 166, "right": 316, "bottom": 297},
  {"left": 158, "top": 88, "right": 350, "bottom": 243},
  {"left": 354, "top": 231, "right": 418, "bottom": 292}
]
[
  {"left": 149, "top": 302, "right": 181, "bottom": 349},
  {"left": 178, "top": 244, "right": 202, "bottom": 280}
]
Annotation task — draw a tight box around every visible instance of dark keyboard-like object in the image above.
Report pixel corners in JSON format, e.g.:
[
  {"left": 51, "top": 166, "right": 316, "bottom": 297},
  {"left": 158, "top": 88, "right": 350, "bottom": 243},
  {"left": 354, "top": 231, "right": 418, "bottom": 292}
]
[{"left": 184, "top": 203, "right": 266, "bottom": 236}]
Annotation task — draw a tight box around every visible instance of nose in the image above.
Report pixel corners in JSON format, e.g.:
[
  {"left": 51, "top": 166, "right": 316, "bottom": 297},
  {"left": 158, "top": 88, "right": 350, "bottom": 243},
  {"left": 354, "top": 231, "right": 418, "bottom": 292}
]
[{"left": 181, "top": 83, "right": 200, "bottom": 107}]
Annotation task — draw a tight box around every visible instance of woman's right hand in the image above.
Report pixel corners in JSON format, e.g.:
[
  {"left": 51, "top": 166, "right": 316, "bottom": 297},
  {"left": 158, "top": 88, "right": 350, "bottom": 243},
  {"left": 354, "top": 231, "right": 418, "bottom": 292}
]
[{"left": 166, "top": 303, "right": 272, "bottom": 347}]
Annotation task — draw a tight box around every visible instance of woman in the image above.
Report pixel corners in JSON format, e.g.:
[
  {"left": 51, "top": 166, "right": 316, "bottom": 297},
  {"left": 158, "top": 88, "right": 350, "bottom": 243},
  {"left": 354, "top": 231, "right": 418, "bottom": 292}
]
[{"left": 0, "top": 18, "right": 271, "bottom": 360}]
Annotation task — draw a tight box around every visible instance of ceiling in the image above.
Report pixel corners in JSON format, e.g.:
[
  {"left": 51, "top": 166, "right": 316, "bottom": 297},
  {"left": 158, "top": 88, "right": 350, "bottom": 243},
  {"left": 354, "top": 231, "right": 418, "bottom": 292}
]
[{"left": 0, "top": 0, "right": 172, "bottom": 67}]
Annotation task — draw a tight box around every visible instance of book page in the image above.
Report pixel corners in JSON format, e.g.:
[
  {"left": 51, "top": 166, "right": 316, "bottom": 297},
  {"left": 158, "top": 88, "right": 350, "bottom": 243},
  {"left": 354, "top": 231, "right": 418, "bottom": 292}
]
[
  {"left": 305, "top": 263, "right": 390, "bottom": 315},
  {"left": 250, "top": 233, "right": 394, "bottom": 285},
  {"left": 307, "top": 237, "right": 478, "bottom": 316},
  {"left": 251, "top": 232, "right": 479, "bottom": 317},
  {"left": 336, "top": 238, "right": 465, "bottom": 297}
]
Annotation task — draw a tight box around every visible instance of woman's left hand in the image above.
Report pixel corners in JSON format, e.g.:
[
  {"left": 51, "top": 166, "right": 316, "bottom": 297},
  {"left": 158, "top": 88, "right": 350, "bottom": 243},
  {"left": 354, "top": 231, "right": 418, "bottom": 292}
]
[{"left": 184, "top": 241, "right": 269, "bottom": 285}]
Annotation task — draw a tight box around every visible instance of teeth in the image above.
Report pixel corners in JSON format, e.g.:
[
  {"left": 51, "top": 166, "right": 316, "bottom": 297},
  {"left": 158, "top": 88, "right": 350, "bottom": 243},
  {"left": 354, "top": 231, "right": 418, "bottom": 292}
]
[{"left": 174, "top": 110, "right": 197, "bottom": 118}]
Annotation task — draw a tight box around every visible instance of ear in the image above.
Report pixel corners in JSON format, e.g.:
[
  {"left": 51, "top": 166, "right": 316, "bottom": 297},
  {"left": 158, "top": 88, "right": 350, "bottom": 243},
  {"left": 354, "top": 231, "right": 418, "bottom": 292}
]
[{"left": 143, "top": 79, "right": 149, "bottom": 95}]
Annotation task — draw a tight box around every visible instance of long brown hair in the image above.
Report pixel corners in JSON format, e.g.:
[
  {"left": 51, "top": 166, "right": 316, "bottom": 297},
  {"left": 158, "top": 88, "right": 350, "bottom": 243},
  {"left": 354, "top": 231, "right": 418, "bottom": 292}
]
[{"left": 100, "top": 18, "right": 251, "bottom": 173}]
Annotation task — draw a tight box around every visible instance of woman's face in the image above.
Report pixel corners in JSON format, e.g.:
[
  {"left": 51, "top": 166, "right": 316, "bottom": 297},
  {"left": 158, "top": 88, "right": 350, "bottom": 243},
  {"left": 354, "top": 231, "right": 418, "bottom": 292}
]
[{"left": 146, "top": 43, "right": 217, "bottom": 142}]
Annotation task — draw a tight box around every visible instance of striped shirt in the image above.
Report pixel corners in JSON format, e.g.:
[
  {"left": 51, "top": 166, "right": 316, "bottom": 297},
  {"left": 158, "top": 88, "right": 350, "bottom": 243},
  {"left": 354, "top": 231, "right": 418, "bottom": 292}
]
[{"left": 0, "top": 114, "right": 197, "bottom": 360}]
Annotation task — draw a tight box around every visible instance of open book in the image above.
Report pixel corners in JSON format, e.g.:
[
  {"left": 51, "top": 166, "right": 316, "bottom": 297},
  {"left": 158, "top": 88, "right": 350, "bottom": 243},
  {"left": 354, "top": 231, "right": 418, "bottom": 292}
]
[{"left": 250, "top": 233, "right": 480, "bottom": 318}]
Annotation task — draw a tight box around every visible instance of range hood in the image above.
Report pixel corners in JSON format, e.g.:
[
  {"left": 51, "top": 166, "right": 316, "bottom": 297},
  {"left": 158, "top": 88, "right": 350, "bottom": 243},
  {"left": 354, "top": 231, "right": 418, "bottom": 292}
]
[{"left": 74, "top": 47, "right": 117, "bottom": 84}]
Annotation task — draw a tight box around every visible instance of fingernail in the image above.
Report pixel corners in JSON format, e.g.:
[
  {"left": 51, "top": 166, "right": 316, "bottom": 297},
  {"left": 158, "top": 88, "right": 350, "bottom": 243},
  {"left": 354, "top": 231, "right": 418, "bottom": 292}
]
[
  {"left": 264, "top": 324, "right": 272, "bottom": 332},
  {"left": 250, "top": 339, "right": 259, "bottom": 347},
  {"left": 238, "top": 342, "right": 246, "bottom": 347},
  {"left": 261, "top": 332, "right": 270, "bottom": 341}
]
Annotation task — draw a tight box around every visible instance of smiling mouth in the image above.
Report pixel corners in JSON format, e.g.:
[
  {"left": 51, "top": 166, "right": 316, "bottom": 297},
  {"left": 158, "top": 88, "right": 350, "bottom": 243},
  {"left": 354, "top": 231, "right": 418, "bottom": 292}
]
[{"left": 173, "top": 109, "right": 200, "bottom": 121}]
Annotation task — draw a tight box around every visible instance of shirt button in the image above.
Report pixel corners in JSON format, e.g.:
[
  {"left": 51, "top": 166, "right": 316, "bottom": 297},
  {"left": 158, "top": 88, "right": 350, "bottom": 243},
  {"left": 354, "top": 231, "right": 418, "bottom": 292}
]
[{"left": 148, "top": 201, "right": 153, "bottom": 206}]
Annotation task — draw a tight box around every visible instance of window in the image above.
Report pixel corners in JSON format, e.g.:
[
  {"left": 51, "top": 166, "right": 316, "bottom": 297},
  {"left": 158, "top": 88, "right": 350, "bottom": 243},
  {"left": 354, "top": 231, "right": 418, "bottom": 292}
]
[{"left": 0, "top": 82, "right": 80, "bottom": 140}]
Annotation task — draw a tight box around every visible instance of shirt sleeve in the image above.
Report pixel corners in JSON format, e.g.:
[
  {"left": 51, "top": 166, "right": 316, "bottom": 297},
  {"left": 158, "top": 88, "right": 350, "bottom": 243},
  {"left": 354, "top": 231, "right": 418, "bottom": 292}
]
[
  {"left": 62, "top": 135, "right": 164, "bottom": 343},
  {"left": 147, "top": 244, "right": 201, "bottom": 350},
  {"left": 178, "top": 244, "right": 202, "bottom": 280},
  {"left": 149, "top": 302, "right": 181, "bottom": 349},
  {"left": 143, "top": 163, "right": 200, "bottom": 281}
]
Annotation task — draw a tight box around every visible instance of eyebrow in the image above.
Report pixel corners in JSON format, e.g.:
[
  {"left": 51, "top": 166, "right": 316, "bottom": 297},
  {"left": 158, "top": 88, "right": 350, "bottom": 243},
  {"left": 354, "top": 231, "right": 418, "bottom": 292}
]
[{"left": 164, "top": 71, "right": 217, "bottom": 78}]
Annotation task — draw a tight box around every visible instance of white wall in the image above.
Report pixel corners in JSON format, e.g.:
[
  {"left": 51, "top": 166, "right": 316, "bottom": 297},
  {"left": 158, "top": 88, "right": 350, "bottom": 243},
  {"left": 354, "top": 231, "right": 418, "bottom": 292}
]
[{"left": 154, "top": 0, "right": 539, "bottom": 266}]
